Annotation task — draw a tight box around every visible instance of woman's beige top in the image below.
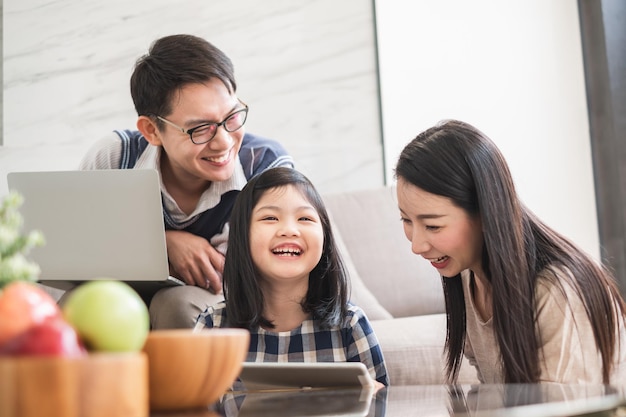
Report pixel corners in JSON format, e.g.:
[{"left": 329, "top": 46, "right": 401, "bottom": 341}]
[{"left": 462, "top": 268, "right": 626, "bottom": 384}]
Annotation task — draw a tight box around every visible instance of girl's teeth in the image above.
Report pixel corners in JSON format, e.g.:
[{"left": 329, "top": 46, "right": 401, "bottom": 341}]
[{"left": 272, "top": 248, "right": 301, "bottom": 256}]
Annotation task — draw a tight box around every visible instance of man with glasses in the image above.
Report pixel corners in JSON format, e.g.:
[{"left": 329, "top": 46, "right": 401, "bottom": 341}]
[{"left": 79, "top": 34, "right": 294, "bottom": 329}]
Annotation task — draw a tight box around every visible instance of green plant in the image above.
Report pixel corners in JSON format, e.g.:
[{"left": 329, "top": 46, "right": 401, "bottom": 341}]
[{"left": 0, "top": 192, "right": 45, "bottom": 289}]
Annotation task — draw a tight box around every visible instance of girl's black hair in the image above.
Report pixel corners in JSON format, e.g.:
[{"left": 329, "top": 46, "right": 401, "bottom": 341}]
[{"left": 223, "top": 167, "right": 349, "bottom": 330}]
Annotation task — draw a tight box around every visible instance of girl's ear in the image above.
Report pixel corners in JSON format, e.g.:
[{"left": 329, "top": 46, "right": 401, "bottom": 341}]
[{"left": 137, "top": 116, "right": 163, "bottom": 146}]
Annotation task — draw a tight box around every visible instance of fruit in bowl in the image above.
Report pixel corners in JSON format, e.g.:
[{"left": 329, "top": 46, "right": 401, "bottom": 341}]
[
  {"left": 0, "top": 279, "right": 150, "bottom": 356},
  {"left": 62, "top": 280, "right": 150, "bottom": 352},
  {"left": 0, "top": 317, "right": 86, "bottom": 357},
  {"left": 0, "top": 282, "right": 63, "bottom": 346},
  {"left": 0, "top": 280, "right": 150, "bottom": 417},
  {"left": 0, "top": 281, "right": 86, "bottom": 357}
]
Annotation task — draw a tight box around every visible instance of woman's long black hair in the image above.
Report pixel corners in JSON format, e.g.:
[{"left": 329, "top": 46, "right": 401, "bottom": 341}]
[
  {"left": 223, "top": 167, "right": 349, "bottom": 330},
  {"left": 395, "top": 119, "right": 625, "bottom": 383}
]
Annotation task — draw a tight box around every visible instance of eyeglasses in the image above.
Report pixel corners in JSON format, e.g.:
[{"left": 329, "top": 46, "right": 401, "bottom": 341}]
[{"left": 155, "top": 101, "right": 248, "bottom": 145}]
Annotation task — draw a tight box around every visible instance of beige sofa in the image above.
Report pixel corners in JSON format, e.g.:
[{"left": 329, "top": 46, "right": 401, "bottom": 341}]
[{"left": 323, "top": 186, "right": 478, "bottom": 386}]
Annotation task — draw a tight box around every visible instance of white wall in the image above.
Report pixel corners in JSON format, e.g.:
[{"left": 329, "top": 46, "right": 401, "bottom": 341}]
[
  {"left": 1, "top": 0, "right": 383, "bottom": 196},
  {"left": 2, "top": 0, "right": 600, "bottom": 258},
  {"left": 375, "top": 0, "right": 600, "bottom": 259}
]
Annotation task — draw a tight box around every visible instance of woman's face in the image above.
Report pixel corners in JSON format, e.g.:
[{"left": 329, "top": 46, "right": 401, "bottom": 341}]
[{"left": 396, "top": 177, "right": 484, "bottom": 278}]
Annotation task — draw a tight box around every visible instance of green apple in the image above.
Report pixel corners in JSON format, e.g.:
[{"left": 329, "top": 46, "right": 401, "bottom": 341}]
[{"left": 62, "top": 280, "right": 149, "bottom": 352}]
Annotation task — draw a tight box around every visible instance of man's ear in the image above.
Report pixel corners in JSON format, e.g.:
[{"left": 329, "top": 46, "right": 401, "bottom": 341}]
[{"left": 137, "top": 116, "right": 163, "bottom": 146}]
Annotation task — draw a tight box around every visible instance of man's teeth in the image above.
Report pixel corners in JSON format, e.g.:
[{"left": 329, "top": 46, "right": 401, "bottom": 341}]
[
  {"left": 272, "top": 248, "right": 301, "bottom": 256},
  {"left": 205, "top": 154, "right": 228, "bottom": 163}
]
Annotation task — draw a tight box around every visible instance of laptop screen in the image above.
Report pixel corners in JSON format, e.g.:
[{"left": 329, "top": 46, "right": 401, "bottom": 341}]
[{"left": 7, "top": 169, "right": 175, "bottom": 292}]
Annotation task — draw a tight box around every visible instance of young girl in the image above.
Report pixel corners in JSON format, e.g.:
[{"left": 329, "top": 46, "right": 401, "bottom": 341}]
[
  {"left": 395, "top": 119, "right": 626, "bottom": 384},
  {"left": 195, "top": 167, "right": 388, "bottom": 386}
]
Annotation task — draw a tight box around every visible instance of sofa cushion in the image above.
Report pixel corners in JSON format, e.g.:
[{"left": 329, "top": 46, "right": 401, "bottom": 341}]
[
  {"left": 323, "top": 186, "right": 445, "bottom": 317},
  {"left": 329, "top": 211, "right": 393, "bottom": 321},
  {"left": 371, "top": 314, "right": 479, "bottom": 385}
]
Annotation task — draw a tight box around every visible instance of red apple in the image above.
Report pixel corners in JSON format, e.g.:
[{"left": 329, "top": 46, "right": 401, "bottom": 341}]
[
  {"left": 0, "top": 317, "right": 87, "bottom": 357},
  {"left": 0, "top": 282, "right": 62, "bottom": 347}
]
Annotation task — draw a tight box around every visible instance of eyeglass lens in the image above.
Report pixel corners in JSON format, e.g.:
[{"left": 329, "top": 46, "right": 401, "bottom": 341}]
[{"left": 190, "top": 108, "right": 248, "bottom": 144}]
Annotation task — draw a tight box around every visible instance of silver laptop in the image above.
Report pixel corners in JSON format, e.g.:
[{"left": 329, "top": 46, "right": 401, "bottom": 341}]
[{"left": 6, "top": 169, "right": 183, "bottom": 296}]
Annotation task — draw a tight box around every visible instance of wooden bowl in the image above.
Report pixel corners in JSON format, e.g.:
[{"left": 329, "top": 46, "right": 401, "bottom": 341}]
[
  {"left": 142, "top": 328, "right": 250, "bottom": 412},
  {"left": 0, "top": 352, "right": 148, "bottom": 417}
]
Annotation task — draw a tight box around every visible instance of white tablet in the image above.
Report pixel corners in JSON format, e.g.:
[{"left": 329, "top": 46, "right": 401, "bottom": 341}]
[{"left": 235, "top": 362, "right": 375, "bottom": 392}]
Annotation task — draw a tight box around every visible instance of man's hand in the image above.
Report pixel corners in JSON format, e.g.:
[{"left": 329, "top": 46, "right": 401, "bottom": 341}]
[{"left": 165, "top": 230, "right": 225, "bottom": 293}]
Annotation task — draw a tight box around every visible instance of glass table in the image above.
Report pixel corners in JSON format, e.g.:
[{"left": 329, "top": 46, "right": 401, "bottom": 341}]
[{"left": 151, "top": 383, "right": 625, "bottom": 417}]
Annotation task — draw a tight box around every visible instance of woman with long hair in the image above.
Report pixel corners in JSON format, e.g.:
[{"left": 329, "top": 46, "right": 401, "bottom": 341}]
[{"left": 395, "top": 119, "right": 626, "bottom": 384}]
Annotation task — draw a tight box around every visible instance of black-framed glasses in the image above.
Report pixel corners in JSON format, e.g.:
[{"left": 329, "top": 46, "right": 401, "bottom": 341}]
[{"left": 155, "top": 101, "right": 248, "bottom": 145}]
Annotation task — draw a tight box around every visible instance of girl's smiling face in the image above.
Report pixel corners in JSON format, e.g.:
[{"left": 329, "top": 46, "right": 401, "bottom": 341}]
[
  {"left": 249, "top": 184, "right": 324, "bottom": 286},
  {"left": 396, "top": 177, "right": 485, "bottom": 278}
]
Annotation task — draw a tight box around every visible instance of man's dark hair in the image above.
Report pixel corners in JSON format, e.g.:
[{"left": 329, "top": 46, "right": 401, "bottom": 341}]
[{"left": 130, "top": 34, "right": 236, "bottom": 122}]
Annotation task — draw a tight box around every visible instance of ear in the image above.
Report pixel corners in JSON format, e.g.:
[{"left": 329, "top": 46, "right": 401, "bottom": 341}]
[{"left": 137, "top": 116, "right": 163, "bottom": 146}]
